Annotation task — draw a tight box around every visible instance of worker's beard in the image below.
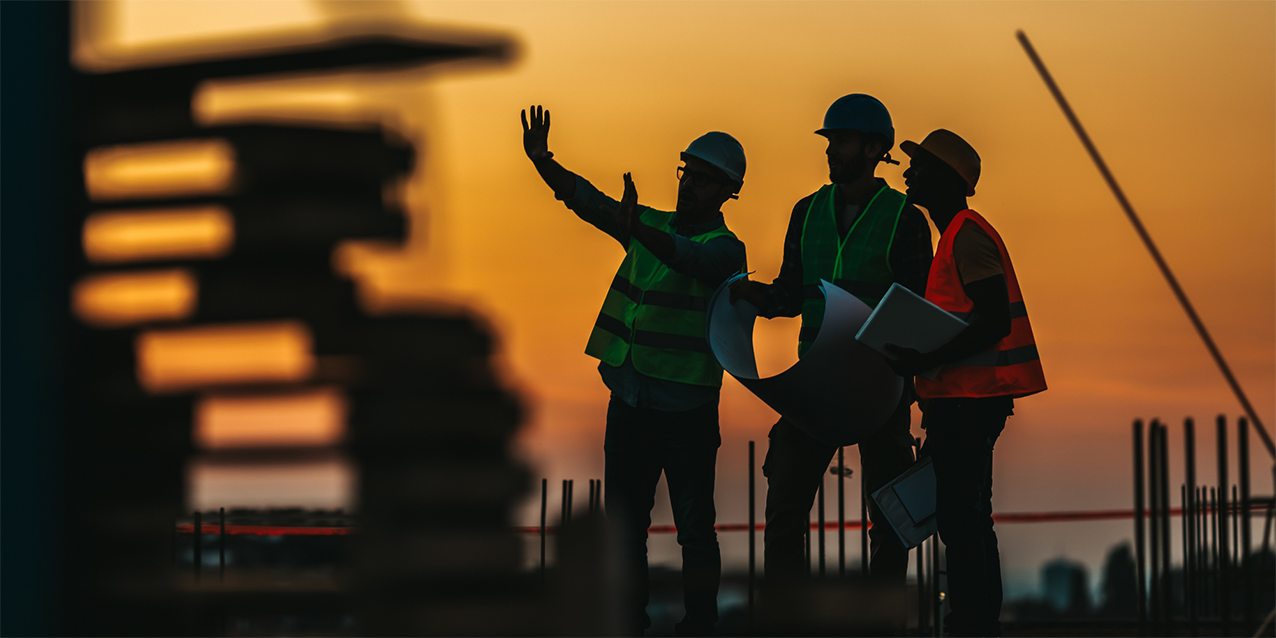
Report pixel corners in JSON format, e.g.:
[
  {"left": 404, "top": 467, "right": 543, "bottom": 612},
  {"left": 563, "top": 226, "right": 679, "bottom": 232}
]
[{"left": 829, "top": 153, "right": 869, "bottom": 185}]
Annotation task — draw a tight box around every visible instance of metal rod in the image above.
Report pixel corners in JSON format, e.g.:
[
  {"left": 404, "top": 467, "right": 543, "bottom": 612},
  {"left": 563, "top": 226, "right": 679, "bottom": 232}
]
[
  {"left": 1210, "top": 487, "right": 1218, "bottom": 618},
  {"left": 567, "top": 479, "right": 574, "bottom": 523},
  {"left": 219, "top": 507, "right": 226, "bottom": 582},
  {"left": 1016, "top": 30, "right": 1274, "bottom": 459},
  {"left": 838, "top": 446, "right": 846, "bottom": 578},
  {"left": 561, "top": 480, "right": 569, "bottom": 527},
  {"left": 193, "top": 510, "right": 201, "bottom": 582},
  {"left": 1217, "top": 416, "right": 1231, "bottom": 633},
  {"left": 1149, "top": 423, "right": 1161, "bottom": 627},
  {"left": 805, "top": 510, "right": 811, "bottom": 575},
  {"left": 540, "top": 478, "right": 547, "bottom": 583},
  {"left": 588, "top": 479, "right": 595, "bottom": 515},
  {"left": 1260, "top": 500, "right": 1273, "bottom": 574},
  {"left": 1232, "top": 485, "right": 1239, "bottom": 569},
  {"left": 1238, "top": 418, "right": 1253, "bottom": 632},
  {"left": 1197, "top": 486, "right": 1206, "bottom": 621},
  {"left": 1160, "top": 424, "right": 1172, "bottom": 628},
  {"left": 748, "top": 440, "right": 755, "bottom": 629},
  {"left": 1134, "top": 420, "right": 1147, "bottom": 632},
  {"left": 931, "top": 536, "right": 941, "bottom": 637},
  {"left": 861, "top": 474, "right": 869, "bottom": 576},
  {"left": 917, "top": 538, "right": 927, "bottom": 637},
  {"left": 818, "top": 474, "right": 826, "bottom": 577},
  {"left": 1182, "top": 484, "right": 1192, "bottom": 635},
  {"left": 1186, "top": 418, "right": 1198, "bottom": 633}
]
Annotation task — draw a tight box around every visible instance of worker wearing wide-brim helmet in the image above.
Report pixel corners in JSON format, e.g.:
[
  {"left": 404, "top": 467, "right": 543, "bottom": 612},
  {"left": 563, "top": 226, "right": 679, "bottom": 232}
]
[
  {"left": 889, "top": 128, "right": 1046, "bottom": 637},
  {"left": 521, "top": 105, "right": 747, "bottom": 637},
  {"left": 731, "top": 93, "right": 932, "bottom": 612}
]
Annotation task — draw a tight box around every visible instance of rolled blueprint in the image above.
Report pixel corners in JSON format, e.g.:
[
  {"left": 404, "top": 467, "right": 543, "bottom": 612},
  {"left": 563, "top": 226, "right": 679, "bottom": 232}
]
[{"left": 706, "top": 273, "right": 903, "bottom": 446}]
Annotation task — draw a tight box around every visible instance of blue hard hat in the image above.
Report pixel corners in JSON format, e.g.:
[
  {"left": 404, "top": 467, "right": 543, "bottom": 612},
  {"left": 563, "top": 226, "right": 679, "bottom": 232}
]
[{"left": 815, "top": 94, "right": 894, "bottom": 150}]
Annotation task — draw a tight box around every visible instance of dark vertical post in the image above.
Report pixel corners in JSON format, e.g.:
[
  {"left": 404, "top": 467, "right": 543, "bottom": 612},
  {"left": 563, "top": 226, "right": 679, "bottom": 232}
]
[
  {"left": 567, "top": 479, "right": 574, "bottom": 523},
  {"left": 1217, "top": 416, "right": 1230, "bottom": 634},
  {"left": 805, "top": 510, "right": 811, "bottom": 575},
  {"left": 540, "top": 478, "right": 547, "bottom": 583},
  {"left": 861, "top": 478, "right": 869, "bottom": 576},
  {"left": 817, "top": 476, "right": 825, "bottom": 577},
  {"left": 748, "top": 440, "right": 755, "bottom": 629},
  {"left": 1186, "top": 418, "right": 1198, "bottom": 631},
  {"left": 1210, "top": 487, "right": 1218, "bottom": 617},
  {"left": 1159, "top": 424, "right": 1172, "bottom": 626},
  {"left": 1230, "top": 482, "right": 1240, "bottom": 569},
  {"left": 838, "top": 446, "right": 846, "bottom": 578},
  {"left": 1183, "top": 484, "right": 1194, "bottom": 636},
  {"left": 934, "top": 535, "right": 944, "bottom": 635},
  {"left": 219, "top": 507, "right": 226, "bottom": 582},
  {"left": 1134, "top": 419, "right": 1147, "bottom": 632},
  {"left": 1237, "top": 417, "right": 1252, "bottom": 633},
  {"left": 1259, "top": 501, "right": 1273, "bottom": 574},
  {"left": 1149, "top": 423, "right": 1161, "bottom": 628},
  {"left": 193, "top": 510, "right": 201, "bottom": 582},
  {"left": 917, "top": 539, "right": 926, "bottom": 637},
  {"left": 561, "top": 480, "right": 569, "bottom": 527},
  {"left": 588, "top": 479, "right": 595, "bottom": 515}
]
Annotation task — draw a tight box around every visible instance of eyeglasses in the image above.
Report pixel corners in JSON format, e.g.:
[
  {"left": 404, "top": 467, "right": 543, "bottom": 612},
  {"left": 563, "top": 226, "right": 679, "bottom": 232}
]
[{"left": 676, "top": 166, "right": 727, "bottom": 188}]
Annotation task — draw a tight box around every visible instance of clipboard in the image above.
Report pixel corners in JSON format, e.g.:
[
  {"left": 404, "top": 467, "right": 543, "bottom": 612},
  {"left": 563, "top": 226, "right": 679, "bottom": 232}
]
[
  {"left": 870, "top": 456, "right": 938, "bottom": 549},
  {"left": 854, "top": 283, "right": 968, "bottom": 380}
]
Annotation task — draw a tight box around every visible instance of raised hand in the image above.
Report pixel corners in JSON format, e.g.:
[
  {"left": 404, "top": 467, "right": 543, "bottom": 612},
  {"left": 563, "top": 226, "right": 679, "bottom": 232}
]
[
  {"left": 520, "top": 104, "right": 553, "bottom": 161},
  {"left": 600, "top": 172, "right": 639, "bottom": 234}
]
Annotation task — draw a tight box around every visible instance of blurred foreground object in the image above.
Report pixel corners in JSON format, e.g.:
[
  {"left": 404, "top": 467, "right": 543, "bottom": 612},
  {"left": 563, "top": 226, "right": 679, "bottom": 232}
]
[{"left": 46, "top": 4, "right": 605, "bottom": 635}]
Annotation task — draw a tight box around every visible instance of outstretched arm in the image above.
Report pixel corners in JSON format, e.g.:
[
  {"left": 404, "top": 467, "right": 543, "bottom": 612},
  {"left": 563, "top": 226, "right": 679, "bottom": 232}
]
[
  {"left": 599, "top": 173, "right": 675, "bottom": 260},
  {"left": 521, "top": 105, "right": 576, "bottom": 199}
]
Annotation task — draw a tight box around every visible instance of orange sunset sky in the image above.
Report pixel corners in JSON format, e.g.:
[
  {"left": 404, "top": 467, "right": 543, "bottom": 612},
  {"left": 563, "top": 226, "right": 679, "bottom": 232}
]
[{"left": 83, "top": 1, "right": 1274, "bottom": 583}]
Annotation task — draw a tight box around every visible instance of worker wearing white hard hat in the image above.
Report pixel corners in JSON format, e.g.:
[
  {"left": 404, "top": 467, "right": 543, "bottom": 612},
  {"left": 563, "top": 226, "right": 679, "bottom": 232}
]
[
  {"left": 521, "top": 105, "right": 747, "bottom": 637},
  {"left": 731, "top": 94, "right": 932, "bottom": 622}
]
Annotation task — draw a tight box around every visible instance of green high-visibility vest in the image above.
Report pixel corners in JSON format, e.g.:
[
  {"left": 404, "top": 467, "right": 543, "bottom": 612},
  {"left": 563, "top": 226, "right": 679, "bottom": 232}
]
[
  {"left": 798, "top": 183, "right": 906, "bottom": 358},
  {"left": 585, "top": 208, "right": 740, "bottom": 387}
]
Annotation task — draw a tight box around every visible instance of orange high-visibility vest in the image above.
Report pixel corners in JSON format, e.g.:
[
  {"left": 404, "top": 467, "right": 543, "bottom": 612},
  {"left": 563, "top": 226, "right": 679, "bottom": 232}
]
[{"left": 915, "top": 209, "right": 1047, "bottom": 399}]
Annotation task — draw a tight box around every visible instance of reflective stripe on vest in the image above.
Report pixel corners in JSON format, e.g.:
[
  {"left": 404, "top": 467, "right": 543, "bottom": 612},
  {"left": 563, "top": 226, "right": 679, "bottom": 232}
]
[
  {"left": 915, "top": 209, "right": 1047, "bottom": 399},
  {"left": 798, "top": 183, "right": 906, "bottom": 358},
  {"left": 584, "top": 207, "right": 739, "bottom": 387}
]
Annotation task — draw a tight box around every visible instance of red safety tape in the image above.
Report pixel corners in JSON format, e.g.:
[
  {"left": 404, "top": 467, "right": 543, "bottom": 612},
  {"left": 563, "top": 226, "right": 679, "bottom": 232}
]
[{"left": 182, "top": 502, "right": 1269, "bottom": 536}]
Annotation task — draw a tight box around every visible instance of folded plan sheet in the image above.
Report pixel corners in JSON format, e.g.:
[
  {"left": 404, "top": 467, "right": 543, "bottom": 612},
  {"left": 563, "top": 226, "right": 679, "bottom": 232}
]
[{"left": 706, "top": 274, "right": 902, "bottom": 446}]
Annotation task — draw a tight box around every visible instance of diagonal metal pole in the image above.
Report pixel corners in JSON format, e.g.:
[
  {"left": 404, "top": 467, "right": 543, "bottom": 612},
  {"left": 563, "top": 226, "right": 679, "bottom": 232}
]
[{"left": 1017, "top": 30, "right": 1274, "bottom": 459}]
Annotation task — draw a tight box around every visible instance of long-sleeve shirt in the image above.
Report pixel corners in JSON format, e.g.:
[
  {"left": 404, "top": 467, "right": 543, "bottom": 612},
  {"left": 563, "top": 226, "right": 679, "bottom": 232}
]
[
  {"left": 561, "top": 174, "right": 746, "bottom": 411},
  {"left": 758, "top": 179, "right": 933, "bottom": 318}
]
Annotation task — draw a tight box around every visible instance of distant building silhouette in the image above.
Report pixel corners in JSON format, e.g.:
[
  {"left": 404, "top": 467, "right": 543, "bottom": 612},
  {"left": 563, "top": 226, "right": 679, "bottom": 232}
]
[
  {"left": 1041, "top": 556, "right": 1090, "bottom": 616},
  {"left": 1097, "top": 543, "right": 1137, "bottom": 618}
]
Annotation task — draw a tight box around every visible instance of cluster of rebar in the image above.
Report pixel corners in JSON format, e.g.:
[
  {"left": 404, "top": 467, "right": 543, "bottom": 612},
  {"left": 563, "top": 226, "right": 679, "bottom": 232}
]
[{"left": 1133, "top": 416, "right": 1272, "bottom": 636}]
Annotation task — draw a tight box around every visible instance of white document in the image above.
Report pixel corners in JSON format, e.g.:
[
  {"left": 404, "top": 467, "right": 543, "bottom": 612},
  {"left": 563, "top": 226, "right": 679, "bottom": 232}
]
[
  {"left": 706, "top": 274, "right": 902, "bottom": 447},
  {"left": 871, "top": 456, "right": 938, "bottom": 549},
  {"left": 854, "top": 283, "right": 968, "bottom": 380}
]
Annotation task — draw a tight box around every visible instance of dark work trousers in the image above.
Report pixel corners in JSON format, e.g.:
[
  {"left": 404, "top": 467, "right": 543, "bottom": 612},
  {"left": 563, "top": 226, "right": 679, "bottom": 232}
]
[
  {"left": 921, "top": 396, "right": 1012, "bottom": 638},
  {"left": 604, "top": 396, "right": 722, "bottom": 635},
  {"left": 762, "top": 392, "right": 915, "bottom": 591}
]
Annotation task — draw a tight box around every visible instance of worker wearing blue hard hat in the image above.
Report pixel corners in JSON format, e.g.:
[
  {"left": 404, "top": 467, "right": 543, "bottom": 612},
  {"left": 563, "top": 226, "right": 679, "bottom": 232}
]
[
  {"left": 732, "top": 93, "right": 932, "bottom": 620},
  {"left": 521, "top": 105, "right": 747, "bottom": 637}
]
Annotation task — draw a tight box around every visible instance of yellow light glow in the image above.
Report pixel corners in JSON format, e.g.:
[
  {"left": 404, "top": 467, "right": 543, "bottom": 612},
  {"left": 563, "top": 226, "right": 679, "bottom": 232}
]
[
  {"left": 136, "top": 321, "right": 315, "bottom": 393},
  {"left": 73, "top": 269, "right": 197, "bottom": 327},
  {"left": 83, "top": 205, "right": 234, "bottom": 263},
  {"left": 195, "top": 387, "right": 346, "bottom": 449},
  {"left": 84, "top": 139, "right": 236, "bottom": 201}
]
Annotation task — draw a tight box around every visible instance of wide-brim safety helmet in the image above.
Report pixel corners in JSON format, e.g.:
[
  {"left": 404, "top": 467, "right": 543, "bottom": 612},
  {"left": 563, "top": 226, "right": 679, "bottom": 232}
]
[
  {"left": 815, "top": 93, "right": 895, "bottom": 151},
  {"left": 900, "top": 129, "right": 980, "bottom": 197},
  {"left": 681, "top": 131, "right": 746, "bottom": 192}
]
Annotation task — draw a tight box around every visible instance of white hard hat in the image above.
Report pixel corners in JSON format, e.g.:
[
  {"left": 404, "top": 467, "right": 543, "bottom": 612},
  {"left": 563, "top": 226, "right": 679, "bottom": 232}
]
[{"left": 681, "top": 131, "right": 746, "bottom": 190}]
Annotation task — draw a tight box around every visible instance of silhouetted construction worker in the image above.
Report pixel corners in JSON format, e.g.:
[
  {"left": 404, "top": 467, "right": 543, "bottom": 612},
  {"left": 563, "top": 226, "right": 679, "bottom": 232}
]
[
  {"left": 522, "top": 105, "right": 747, "bottom": 637},
  {"left": 731, "top": 94, "right": 931, "bottom": 611},
  {"left": 887, "top": 129, "right": 1047, "bottom": 637}
]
